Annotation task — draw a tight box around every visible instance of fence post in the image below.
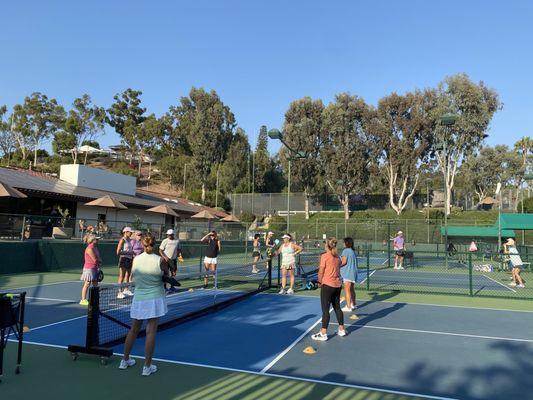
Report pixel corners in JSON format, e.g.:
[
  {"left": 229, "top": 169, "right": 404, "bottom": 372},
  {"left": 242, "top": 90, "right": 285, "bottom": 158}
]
[
  {"left": 366, "top": 249, "right": 370, "bottom": 291},
  {"left": 277, "top": 253, "right": 281, "bottom": 288},
  {"left": 374, "top": 220, "right": 378, "bottom": 242},
  {"left": 468, "top": 252, "right": 473, "bottom": 296}
]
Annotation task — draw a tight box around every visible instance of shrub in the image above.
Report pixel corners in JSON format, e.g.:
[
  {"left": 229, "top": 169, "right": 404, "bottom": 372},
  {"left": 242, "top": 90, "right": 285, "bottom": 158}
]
[
  {"left": 517, "top": 197, "right": 533, "bottom": 213},
  {"left": 269, "top": 215, "right": 287, "bottom": 232},
  {"left": 238, "top": 212, "right": 256, "bottom": 224}
]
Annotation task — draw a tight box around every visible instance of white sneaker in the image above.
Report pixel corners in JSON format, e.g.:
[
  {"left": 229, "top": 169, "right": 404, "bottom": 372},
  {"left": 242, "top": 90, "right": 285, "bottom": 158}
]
[
  {"left": 118, "top": 358, "right": 136, "bottom": 369},
  {"left": 279, "top": 288, "right": 286, "bottom": 295},
  {"left": 517, "top": 284, "right": 525, "bottom": 288},
  {"left": 252, "top": 269, "right": 259, "bottom": 274},
  {"left": 142, "top": 364, "right": 158, "bottom": 376},
  {"left": 351, "top": 305, "right": 357, "bottom": 311},
  {"left": 337, "top": 329, "right": 347, "bottom": 337},
  {"left": 123, "top": 289, "right": 133, "bottom": 296},
  {"left": 341, "top": 306, "right": 352, "bottom": 312},
  {"left": 311, "top": 332, "right": 328, "bottom": 341},
  {"left": 286, "top": 288, "right": 294, "bottom": 295},
  {"left": 117, "top": 292, "right": 126, "bottom": 299},
  {"left": 509, "top": 282, "right": 517, "bottom": 287},
  {"left": 398, "top": 266, "right": 405, "bottom": 270}
]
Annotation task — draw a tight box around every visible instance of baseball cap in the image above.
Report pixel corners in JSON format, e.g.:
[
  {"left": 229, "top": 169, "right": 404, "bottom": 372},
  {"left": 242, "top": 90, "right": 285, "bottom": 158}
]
[
  {"left": 397, "top": 231, "right": 403, "bottom": 234},
  {"left": 166, "top": 229, "right": 175, "bottom": 235},
  {"left": 122, "top": 227, "right": 132, "bottom": 233},
  {"left": 282, "top": 234, "right": 291, "bottom": 239},
  {"left": 268, "top": 231, "right": 274, "bottom": 236}
]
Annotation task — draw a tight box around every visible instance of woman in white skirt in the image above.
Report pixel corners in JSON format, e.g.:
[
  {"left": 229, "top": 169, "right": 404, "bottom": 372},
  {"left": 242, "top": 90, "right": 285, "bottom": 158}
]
[{"left": 119, "top": 233, "right": 168, "bottom": 376}]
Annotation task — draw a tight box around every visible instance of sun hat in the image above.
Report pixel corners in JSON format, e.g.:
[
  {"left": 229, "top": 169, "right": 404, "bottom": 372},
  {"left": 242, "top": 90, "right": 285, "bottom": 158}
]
[
  {"left": 506, "top": 238, "right": 515, "bottom": 244},
  {"left": 122, "top": 227, "right": 132, "bottom": 233},
  {"left": 397, "top": 231, "right": 403, "bottom": 235},
  {"left": 268, "top": 231, "right": 274, "bottom": 236},
  {"left": 282, "top": 234, "right": 291, "bottom": 239},
  {"left": 166, "top": 229, "right": 175, "bottom": 235}
]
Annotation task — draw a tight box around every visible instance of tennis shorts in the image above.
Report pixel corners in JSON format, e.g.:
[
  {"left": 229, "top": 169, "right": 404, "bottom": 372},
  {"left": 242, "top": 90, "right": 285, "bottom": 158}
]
[
  {"left": 281, "top": 263, "right": 295, "bottom": 270},
  {"left": 119, "top": 257, "right": 133, "bottom": 270},
  {"left": 252, "top": 251, "right": 261, "bottom": 258},
  {"left": 395, "top": 250, "right": 405, "bottom": 257},
  {"left": 204, "top": 256, "right": 218, "bottom": 265}
]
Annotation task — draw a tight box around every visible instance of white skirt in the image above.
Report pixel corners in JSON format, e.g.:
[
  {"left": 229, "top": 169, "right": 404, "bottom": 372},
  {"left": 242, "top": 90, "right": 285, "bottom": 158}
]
[{"left": 130, "top": 297, "right": 168, "bottom": 320}]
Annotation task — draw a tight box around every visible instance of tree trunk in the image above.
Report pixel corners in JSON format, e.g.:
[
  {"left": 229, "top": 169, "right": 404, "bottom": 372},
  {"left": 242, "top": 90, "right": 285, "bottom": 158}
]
[
  {"left": 201, "top": 182, "right": 206, "bottom": 203},
  {"left": 343, "top": 193, "right": 349, "bottom": 220},
  {"left": 137, "top": 151, "right": 142, "bottom": 177},
  {"left": 84, "top": 151, "right": 88, "bottom": 165},
  {"left": 34, "top": 144, "right": 38, "bottom": 166},
  {"left": 304, "top": 191, "right": 310, "bottom": 220}
]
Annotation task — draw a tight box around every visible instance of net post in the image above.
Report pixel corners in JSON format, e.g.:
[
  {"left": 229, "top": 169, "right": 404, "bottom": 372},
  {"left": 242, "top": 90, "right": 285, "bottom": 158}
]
[
  {"left": 277, "top": 253, "right": 281, "bottom": 288},
  {"left": 17, "top": 292, "right": 26, "bottom": 371},
  {"left": 366, "top": 249, "right": 370, "bottom": 291},
  {"left": 267, "top": 257, "right": 273, "bottom": 288},
  {"left": 468, "top": 252, "right": 473, "bottom": 296},
  {"left": 198, "top": 244, "right": 204, "bottom": 279},
  {"left": 86, "top": 286, "right": 100, "bottom": 348}
]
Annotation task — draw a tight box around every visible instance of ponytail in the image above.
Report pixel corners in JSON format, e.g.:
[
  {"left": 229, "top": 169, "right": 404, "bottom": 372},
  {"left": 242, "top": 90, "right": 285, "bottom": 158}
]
[
  {"left": 326, "top": 238, "right": 338, "bottom": 257},
  {"left": 142, "top": 233, "right": 156, "bottom": 254}
]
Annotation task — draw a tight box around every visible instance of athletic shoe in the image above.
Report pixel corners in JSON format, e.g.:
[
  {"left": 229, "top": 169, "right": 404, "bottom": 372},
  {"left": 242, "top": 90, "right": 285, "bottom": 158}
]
[
  {"left": 118, "top": 358, "right": 136, "bottom": 369},
  {"left": 311, "top": 332, "right": 328, "bottom": 341},
  {"left": 79, "top": 299, "right": 89, "bottom": 306},
  {"left": 117, "top": 292, "right": 126, "bottom": 299},
  {"left": 252, "top": 268, "right": 259, "bottom": 274},
  {"left": 397, "top": 266, "right": 405, "bottom": 270},
  {"left": 509, "top": 282, "right": 517, "bottom": 287},
  {"left": 142, "top": 364, "right": 158, "bottom": 376},
  {"left": 341, "top": 306, "right": 352, "bottom": 312},
  {"left": 337, "top": 329, "right": 347, "bottom": 337},
  {"left": 123, "top": 289, "right": 134, "bottom": 296},
  {"left": 279, "top": 288, "right": 286, "bottom": 295},
  {"left": 517, "top": 284, "right": 525, "bottom": 288},
  {"left": 351, "top": 304, "right": 357, "bottom": 311},
  {"left": 286, "top": 288, "right": 294, "bottom": 295}
]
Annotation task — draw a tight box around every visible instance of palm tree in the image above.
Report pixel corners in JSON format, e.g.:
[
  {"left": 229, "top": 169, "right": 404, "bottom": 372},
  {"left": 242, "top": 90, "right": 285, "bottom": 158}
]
[{"left": 514, "top": 136, "right": 533, "bottom": 167}]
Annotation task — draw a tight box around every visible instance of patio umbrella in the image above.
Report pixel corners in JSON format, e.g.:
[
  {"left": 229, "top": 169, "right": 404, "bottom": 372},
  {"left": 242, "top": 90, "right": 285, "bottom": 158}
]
[
  {"left": 145, "top": 204, "right": 179, "bottom": 217},
  {"left": 84, "top": 195, "right": 128, "bottom": 235},
  {"left": 221, "top": 214, "right": 240, "bottom": 222},
  {"left": 191, "top": 210, "right": 218, "bottom": 220},
  {"left": 0, "top": 181, "right": 27, "bottom": 198}
]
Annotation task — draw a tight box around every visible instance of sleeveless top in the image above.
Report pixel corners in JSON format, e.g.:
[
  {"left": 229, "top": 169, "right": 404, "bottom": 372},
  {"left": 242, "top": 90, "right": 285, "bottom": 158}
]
[
  {"left": 281, "top": 243, "right": 296, "bottom": 266},
  {"left": 253, "top": 239, "right": 261, "bottom": 252},
  {"left": 206, "top": 238, "right": 219, "bottom": 258},
  {"left": 120, "top": 238, "right": 133, "bottom": 259},
  {"left": 132, "top": 239, "right": 144, "bottom": 256},
  {"left": 84, "top": 243, "right": 100, "bottom": 269},
  {"left": 131, "top": 253, "right": 165, "bottom": 300}
]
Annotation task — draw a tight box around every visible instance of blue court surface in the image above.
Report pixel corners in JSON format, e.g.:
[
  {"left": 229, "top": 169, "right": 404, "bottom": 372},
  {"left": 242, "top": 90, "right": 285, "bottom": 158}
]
[{"left": 8, "top": 280, "right": 533, "bottom": 400}]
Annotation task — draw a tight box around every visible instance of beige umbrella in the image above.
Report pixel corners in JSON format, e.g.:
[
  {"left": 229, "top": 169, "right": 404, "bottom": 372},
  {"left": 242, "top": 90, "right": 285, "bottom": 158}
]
[
  {"left": 146, "top": 204, "right": 179, "bottom": 217},
  {"left": 221, "top": 214, "right": 240, "bottom": 222},
  {"left": 85, "top": 195, "right": 128, "bottom": 209},
  {"left": 0, "top": 181, "right": 27, "bottom": 198},
  {"left": 191, "top": 210, "right": 218, "bottom": 220}
]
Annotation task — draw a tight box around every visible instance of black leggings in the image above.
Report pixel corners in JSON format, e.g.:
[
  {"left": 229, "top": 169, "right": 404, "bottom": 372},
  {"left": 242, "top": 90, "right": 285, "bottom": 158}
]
[{"left": 320, "top": 284, "right": 344, "bottom": 329}]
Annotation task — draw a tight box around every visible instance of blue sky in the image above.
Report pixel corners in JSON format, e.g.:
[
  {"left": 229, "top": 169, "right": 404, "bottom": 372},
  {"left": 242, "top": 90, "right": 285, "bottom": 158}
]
[{"left": 1, "top": 0, "right": 532, "bottom": 154}]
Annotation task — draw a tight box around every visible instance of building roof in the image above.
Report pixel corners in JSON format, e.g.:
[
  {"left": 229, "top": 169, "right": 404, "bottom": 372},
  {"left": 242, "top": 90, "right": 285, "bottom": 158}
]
[
  {"left": 0, "top": 167, "right": 198, "bottom": 214},
  {"left": 498, "top": 213, "right": 533, "bottom": 230}
]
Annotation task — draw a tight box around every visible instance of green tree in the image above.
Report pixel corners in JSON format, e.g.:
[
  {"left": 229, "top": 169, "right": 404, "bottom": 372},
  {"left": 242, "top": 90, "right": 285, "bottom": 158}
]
[
  {"left": 170, "top": 88, "right": 236, "bottom": 203},
  {"left": 52, "top": 131, "right": 77, "bottom": 156},
  {"left": 433, "top": 74, "right": 501, "bottom": 215},
  {"left": 514, "top": 136, "right": 532, "bottom": 168},
  {"left": 12, "top": 92, "right": 65, "bottom": 163},
  {"left": 0, "top": 106, "right": 16, "bottom": 166},
  {"left": 373, "top": 90, "right": 436, "bottom": 215},
  {"left": 322, "top": 93, "right": 372, "bottom": 220},
  {"left": 253, "top": 126, "right": 271, "bottom": 192},
  {"left": 64, "top": 94, "right": 106, "bottom": 164},
  {"left": 219, "top": 128, "right": 251, "bottom": 193},
  {"left": 81, "top": 140, "right": 100, "bottom": 149},
  {"left": 107, "top": 89, "right": 147, "bottom": 172},
  {"left": 282, "top": 97, "right": 325, "bottom": 219}
]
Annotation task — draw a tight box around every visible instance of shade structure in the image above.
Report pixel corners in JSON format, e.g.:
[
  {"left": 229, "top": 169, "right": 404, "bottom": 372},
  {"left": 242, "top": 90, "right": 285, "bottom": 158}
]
[
  {"left": 221, "top": 214, "right": 240, "bottom": 222},
  {"left": 85, "top": 195, "right": 128, "bottom": 210},
  {"left": 0, "top": 181, "right": 27, "bottom": 198},
  {"left": 479, "top": 196, "right": 498, "bottom": 205},
  {"left": 191, "top": 210, "right": 218, "bottom": 220},
  {"left": 145, "top": 204, "right": 179, "bottom": 217}
]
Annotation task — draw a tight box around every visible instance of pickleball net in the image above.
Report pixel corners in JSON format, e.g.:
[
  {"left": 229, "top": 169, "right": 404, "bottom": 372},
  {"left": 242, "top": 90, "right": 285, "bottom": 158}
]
[{"left": 68, "top": 258, "right": 273, "bottom": 358}]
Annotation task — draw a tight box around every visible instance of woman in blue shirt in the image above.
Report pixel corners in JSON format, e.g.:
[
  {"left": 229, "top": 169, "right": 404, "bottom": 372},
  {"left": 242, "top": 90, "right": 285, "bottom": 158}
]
[{"left": 340, "top": 237, "right": 358, "bottom": 312}]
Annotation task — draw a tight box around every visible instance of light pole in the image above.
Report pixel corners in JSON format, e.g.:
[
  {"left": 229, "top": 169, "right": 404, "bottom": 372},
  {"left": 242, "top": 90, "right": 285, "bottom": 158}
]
[
  {"left": 440, "top": 112, "right": 458, "bottom": 268},
  {"left": 496, "top": 182, "right": 502, "bottom": 249},
  {"left": 268, "top": 128, "right": 306, "bottom": 234}
]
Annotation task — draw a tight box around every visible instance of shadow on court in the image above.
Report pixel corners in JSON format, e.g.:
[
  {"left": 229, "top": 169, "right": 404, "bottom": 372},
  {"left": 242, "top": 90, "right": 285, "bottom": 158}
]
[{"left": 404, "top": 341, "right": 533, "bottom": 400}]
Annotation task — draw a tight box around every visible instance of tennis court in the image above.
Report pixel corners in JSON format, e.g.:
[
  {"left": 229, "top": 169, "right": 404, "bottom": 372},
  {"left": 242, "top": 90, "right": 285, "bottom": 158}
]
[{"left": 3, "top": 275, "right": 533, "bottom": 400}]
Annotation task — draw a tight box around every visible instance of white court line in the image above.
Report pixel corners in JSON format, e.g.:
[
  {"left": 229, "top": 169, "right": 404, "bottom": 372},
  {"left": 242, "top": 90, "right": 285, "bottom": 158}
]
[
  {"left": 26, "top": 296, "right": 77, "bottom": 303},
  {"left": 6, "top": 341, "right": 457, "bottom": 400},
  {"left": 359, "top": 270, "right": 376, "bottom": 284},
  {"left": 329, "top": 323, "right": 533, "bottom": 343},
  {"left": 260, "top": 316, "right": 322, "bottom": 373},
  {"left": 23, "top": 314, "right": 87, "bottom": 332},
  {"left": 2, "top": 280, "right": 79, "bottom": 291},
  {"left": 482, "top": 274, "right": 516, "bottom": 293}
]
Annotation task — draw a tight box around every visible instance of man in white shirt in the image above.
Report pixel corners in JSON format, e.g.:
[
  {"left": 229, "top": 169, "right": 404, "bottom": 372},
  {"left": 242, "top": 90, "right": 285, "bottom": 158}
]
[{"left": 159, "top": 229, "right": 183, "bottom": 278}]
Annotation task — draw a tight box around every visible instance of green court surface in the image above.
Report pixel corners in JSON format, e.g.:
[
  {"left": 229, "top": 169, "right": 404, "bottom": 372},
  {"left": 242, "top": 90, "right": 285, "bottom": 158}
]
[{"left": 2, "top": 343, "right": 420, "bottom": 400}]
